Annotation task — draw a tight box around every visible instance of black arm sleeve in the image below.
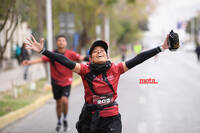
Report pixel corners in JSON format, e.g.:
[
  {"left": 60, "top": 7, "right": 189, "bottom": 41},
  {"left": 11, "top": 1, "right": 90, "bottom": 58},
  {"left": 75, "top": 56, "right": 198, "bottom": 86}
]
[
  {"left": 42, "top": 49, "right": 76, "bottom": 70},
  {"left": 125, "top": 47, "right": 161, "bottom": 69}
]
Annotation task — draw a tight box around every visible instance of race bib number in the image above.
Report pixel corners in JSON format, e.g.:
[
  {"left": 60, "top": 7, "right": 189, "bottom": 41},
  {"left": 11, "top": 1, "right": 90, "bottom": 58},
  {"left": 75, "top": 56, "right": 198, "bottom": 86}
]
[{"left": 93, "top": 94, "right": 114, "bottom": 106}]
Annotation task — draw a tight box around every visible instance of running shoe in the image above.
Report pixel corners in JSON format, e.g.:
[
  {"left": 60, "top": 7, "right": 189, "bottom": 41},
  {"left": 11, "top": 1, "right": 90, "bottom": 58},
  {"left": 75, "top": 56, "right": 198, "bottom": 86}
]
[
  {"left": 63, "top": 120, "right": 68, "bottom": 132},
  {"left": 56, "top": 122, "right": 62, "bottom": 132}
]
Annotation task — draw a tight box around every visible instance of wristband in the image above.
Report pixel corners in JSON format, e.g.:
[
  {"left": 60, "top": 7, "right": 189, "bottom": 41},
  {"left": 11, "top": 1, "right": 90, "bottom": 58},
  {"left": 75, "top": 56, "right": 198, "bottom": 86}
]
[
  {"left": 159, "top": 46, "right": 165, "bottom": 52},
  {"left": 39, "top": 48, "right": 45, "bottom": 54}
]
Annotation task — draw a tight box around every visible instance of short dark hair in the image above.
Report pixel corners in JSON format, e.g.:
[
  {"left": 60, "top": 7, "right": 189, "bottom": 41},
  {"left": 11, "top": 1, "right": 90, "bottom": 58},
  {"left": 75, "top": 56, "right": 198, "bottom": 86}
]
[{"left": 56, "top": 35, "right": 66, "bottom": 41}]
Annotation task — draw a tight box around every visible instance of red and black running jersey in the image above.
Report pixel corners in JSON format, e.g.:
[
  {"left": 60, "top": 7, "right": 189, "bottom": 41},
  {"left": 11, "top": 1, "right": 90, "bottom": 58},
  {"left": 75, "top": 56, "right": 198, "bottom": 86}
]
[
  {"left": 42, "top": 49, "right": 80, "bottom": 87},
  {"left": 79, "top": 62, "right": 125, "bottom": 117}
]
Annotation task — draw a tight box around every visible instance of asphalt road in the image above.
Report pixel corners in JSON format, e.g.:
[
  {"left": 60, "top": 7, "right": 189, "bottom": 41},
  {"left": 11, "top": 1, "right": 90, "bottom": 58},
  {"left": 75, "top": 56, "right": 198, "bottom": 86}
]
[{"left": 1, "top": 50, "right": 200, "bottom": 133}]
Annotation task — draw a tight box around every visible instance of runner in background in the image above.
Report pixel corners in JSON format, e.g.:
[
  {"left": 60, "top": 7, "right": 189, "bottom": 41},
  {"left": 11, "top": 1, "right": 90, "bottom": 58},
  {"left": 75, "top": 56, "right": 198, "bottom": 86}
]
[{"left": 23, "top": 35, "right": 89, "bottom": 132}]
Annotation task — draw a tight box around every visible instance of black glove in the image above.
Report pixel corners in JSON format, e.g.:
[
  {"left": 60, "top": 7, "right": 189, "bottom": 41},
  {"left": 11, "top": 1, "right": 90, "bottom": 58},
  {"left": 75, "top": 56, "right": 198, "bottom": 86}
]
[{"left": 168, "top": 30, "right": 179, "bottom": 51}]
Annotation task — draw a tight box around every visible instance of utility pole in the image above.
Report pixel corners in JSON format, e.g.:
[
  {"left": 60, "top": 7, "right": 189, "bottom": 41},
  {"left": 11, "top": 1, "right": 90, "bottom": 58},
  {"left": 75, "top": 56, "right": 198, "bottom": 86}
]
[
  {"left": 46, "top": 0, "right": 53, "bottom": 51},
  {"left": 96, "top": 25, "right": 101, "bottom": 40},
  {"left": 104, "top": 16, "right": 110, "bottom": 56},
  {"left": 104, "top": 16, "right": 110, "bottom": 45},
  {"left": 46, "top": 0, "right": 53, "bottom": 83}
]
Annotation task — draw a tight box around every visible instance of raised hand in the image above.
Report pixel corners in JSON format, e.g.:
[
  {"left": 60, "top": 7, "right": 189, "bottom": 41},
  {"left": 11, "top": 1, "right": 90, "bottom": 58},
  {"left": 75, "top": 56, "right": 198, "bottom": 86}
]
[
  {"left": 24, "top": 35, "right": 44, "bottom": 53},
  {"left": 162, "top": 35, "right": 169, "bottom": 49}
]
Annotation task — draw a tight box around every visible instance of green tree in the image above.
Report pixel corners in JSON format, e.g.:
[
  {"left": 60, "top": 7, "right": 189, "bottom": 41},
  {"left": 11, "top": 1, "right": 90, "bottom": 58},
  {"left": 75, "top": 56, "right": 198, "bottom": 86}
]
[
  {"left": 186, "top": 16, "right": 200, "bottom": 46},
  {"left": 53, "top": 0, "right": 103, "bottom": 53},
  {"left": 110, "top": 0, "right": 154, "bottom": 45},
  {"left": 17, "top": 0, "right": 46, "bottom": 38},
  {"left": 0, "top": 0, "right": 154, "bottom": 58},
  {"left": 0, "top": 0, "right": 18, "bottom": 66},
  {"left": 52, "top": 0, "right": 154, "bottom": 52}
]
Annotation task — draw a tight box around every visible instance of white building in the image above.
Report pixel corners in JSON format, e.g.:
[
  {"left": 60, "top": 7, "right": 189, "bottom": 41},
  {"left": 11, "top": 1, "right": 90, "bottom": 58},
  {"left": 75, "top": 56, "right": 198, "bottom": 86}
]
[{"left": 0, "top": 19, "right": 31, "bottom": 59}]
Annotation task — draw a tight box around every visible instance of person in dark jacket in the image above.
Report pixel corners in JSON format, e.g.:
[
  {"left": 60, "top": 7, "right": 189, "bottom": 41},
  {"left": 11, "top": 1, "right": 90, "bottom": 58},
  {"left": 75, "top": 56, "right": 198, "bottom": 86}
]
[
  {"left": 195, "top": 45, "right": 200, "bottom": 62},
  {"left": 25, "top": 34, "right": 170, "bottom": 133},
  {"left": 20, "top": 43, "right": 31, "bottom": 80},
  {"left": 15, "top": 44, "right": 21, "bottom": 65}
]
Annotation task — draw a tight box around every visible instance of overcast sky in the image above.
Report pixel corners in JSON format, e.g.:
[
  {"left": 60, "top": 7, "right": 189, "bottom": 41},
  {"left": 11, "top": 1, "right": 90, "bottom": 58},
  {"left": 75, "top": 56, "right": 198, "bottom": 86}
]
[{"left": 148, "top": 0, "right": 200, "bottom": 36}]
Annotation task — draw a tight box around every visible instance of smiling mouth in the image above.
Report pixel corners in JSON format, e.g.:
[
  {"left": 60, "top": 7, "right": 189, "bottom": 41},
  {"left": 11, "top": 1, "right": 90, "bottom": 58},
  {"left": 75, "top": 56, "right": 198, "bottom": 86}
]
[{"left": 97, "top": 55, "right": 103, "bottom": 58}]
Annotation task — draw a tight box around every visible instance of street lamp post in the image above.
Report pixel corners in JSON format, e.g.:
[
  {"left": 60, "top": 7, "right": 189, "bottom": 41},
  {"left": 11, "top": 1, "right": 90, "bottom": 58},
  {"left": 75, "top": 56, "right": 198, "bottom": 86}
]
[
  {"left": 46, "top": 0, "right": 53, "bottom": 51},
  {"left": 46, "top": 0, "right": 53, "bottom": 83}
]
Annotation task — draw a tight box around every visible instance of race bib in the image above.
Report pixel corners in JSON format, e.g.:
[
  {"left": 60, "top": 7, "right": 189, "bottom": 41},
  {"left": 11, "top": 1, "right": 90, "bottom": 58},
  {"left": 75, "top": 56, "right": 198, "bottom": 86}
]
[{"left": 93, "top": 94, "right": 114, "bottom": 106}]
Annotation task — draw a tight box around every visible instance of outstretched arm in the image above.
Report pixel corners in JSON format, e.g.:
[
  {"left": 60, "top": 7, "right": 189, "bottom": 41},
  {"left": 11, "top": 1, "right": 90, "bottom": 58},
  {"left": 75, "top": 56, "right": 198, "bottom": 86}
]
[
  {"left": 24, "top": 36, "right": 81, "bottom": 74},
  {"left": 122, "top": 35, "right": 169, "bottom": 72},
  {"left": 22, "top": 58, "right": 43, "bottom": 66}
]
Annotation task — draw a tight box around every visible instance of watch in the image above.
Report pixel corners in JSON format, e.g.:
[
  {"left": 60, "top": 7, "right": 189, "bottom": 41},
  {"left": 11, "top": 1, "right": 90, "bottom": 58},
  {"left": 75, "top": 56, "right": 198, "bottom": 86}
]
[{"left": 159, "top": 46, "right": 165, "bottom": 52}]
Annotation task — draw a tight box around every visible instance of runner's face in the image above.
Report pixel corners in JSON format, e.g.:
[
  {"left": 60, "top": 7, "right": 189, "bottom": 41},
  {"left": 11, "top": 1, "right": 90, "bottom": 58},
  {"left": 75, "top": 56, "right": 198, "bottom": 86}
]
[
  {"left": 56, "top": 37, "right": 67, "bottom": 49},
  {"left": 91, "top": 46, "right": 108, "bottom": 64}
]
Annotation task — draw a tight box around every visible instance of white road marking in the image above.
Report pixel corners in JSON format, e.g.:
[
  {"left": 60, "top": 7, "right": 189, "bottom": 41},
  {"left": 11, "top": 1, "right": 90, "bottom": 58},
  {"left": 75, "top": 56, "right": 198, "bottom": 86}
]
[
  {"left": 139, "top": 96, "right": 147, "bottom": 105},
  {"left": 137, "top": 122, "right": 147, "bottom": 133}
]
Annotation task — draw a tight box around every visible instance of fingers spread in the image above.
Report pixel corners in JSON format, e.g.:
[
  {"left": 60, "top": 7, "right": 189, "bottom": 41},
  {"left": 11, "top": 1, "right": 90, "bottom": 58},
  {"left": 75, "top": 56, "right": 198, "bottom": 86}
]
[
  {"left": 25, "top": 46, "right": 32, "bottom": 50},
  {"left": 24, "top": 42, "right": 31, "bottom": 46},
  {"left": 24, "top": 43, "right": 32, "bottom": 50},
  {"left": 31, "top": 35, "right": 37, "bottom": 43},
  {"left": 40, "top": 38, "right": 44, "bottom": 45},
  {"left": 26, "top": 38, "right": 33, "bottom": 44}
]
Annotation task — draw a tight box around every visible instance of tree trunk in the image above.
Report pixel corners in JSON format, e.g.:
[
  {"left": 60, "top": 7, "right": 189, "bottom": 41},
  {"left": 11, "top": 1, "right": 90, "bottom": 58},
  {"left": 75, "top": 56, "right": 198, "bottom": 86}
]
[
  {"left": 101, "top": 14, "right": 105, "bottom": 40},
  {"left": 194, "top": 17, "right": 200, "bottom": 46},
  {"left": 0, "top": 0, "right": 18, "bottom": 68},
  {"left": 36, "top": 0, "right": 44, "bottom": 38},
  {"left": 78, "top": 28, "right": 88, "bottom": 54},
  {"left": 0, "top": 52, "right": 4, "bottom": 69}
]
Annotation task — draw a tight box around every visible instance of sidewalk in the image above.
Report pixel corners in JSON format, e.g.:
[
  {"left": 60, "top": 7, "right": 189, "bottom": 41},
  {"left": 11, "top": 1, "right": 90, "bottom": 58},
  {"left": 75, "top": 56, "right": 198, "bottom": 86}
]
[{"left": 0, "top": 60, "right": 46, "bottom": 92}]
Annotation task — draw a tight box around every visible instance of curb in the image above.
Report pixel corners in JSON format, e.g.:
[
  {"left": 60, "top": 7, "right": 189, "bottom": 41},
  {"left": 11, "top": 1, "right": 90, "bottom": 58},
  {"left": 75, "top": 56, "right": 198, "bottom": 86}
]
[
  {"left": 0, "top": 77, "right": 82, "bottom": 129},
  {"left": 0, "top": 93, "right": 52, "bottom": 129}
]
